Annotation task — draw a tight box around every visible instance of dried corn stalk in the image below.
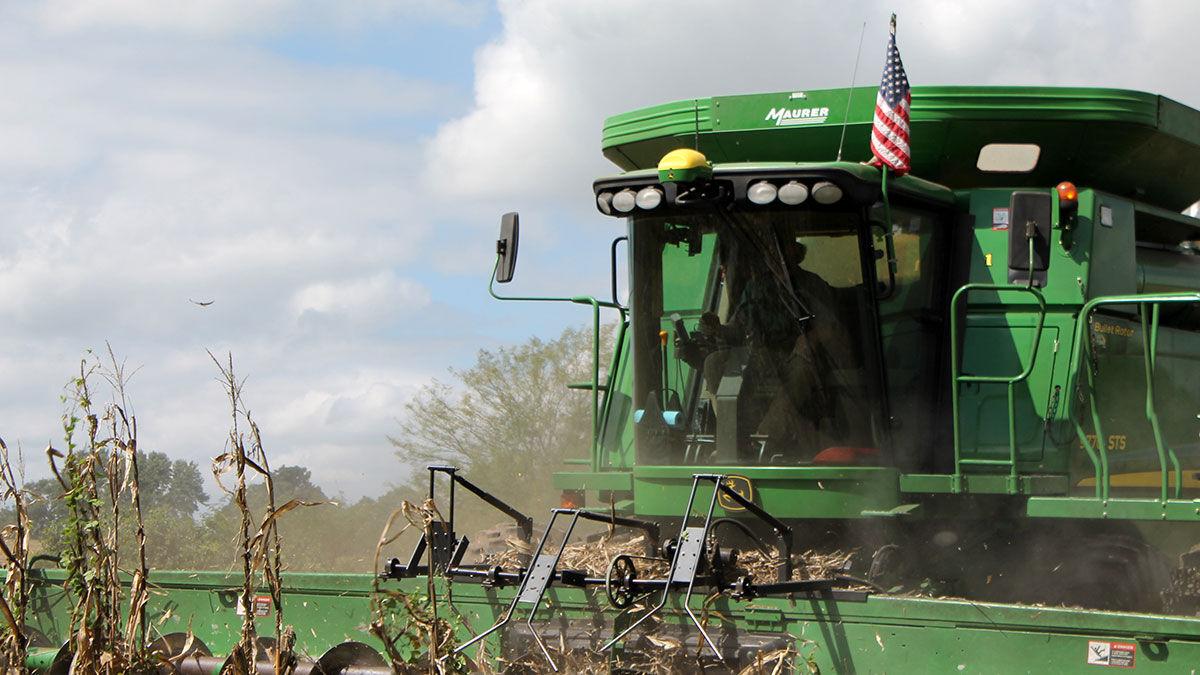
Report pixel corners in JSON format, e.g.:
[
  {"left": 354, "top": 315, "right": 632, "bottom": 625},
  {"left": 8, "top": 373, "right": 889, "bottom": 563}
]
[
  {"left": 42, "top": 349, "right": 155, "bottom": 674},
  {"left": 369, "top": 499, "right": 463, "bottom": 674},
  {"left": 211, "top": 352, "right": 326, "bottom": 674},
  {"left": 0, "top": 438, "right": 30, "bottom": 671}
]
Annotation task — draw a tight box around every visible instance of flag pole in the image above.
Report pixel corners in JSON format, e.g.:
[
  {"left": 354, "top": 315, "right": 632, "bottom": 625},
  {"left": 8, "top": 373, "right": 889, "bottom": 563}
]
[{"left": 878, "top": 14, "right": 900, "bottom": 286}]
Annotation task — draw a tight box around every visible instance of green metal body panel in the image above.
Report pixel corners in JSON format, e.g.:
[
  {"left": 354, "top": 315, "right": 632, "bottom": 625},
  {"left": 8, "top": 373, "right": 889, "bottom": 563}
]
[
  {"left": 603, "top": 86, "right": 1200, "bottom": 209},
  {"left": 21, "top": 570, "right": 1200, "bottom": 673},
  {"left": 630, "top": 466, "right": 900, "bottom": 518},
  {"left": 24, "top": 570, "right": 384, "bottom": 662},
  {"left": 900, "top": 472, "right": 1069, "bottom": 495},
  {"left": 590, "top": 86, "right": 1200, "bottom": 494},
  {"left": 552, "top": 470, "right": 632, "bottom": 492}
]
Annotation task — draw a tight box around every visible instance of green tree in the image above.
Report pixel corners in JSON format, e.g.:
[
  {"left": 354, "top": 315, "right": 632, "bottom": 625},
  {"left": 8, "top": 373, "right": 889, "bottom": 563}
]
[
  {"left": 389, "top": 323, "right": 614, "bottom": 537},
  {"left": 135, "top": 452, "right": 209, "bottom": 518},
  {"left": 20, "top": 451, "right": 210, "bottom": 563},
  {"left": 24, "top": 477, "right": 71, "bottom": 554}
]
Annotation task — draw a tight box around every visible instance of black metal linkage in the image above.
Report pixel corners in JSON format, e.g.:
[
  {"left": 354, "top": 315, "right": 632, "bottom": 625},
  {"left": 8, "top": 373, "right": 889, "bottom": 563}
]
[
  {"left": 385, "top": 466, "right": 536, "bottom": 580},
  {"left": 701, "top": 474, "right": 794, "bottom": 582},
  {"left": 428, "top": 465, "right": 534, "bottom": 541},
  {"left": 453, "top": 506, "right": 663, "bottom": 672},
  {"left": 602, "top": 473, "right": 724, "bottom": 659},
  {"left": 441, "top": 564, "right": 872, "bottom": 600},
  {"left": 563, "top": 508, "right": 660, "bottom": 551}
]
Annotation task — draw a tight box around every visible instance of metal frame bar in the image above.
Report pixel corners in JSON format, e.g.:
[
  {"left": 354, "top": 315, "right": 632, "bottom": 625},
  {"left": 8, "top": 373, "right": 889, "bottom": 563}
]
[
  {"left": 601, "top": 475, "right": 716, "bottom": 655},
  {"left": 453, "top": 507, "right": 660, "bottom": 671},
  {"left": 601, "top": 473, "right": 790, "bottom": 660},
  {"left": 452, "top": 512, "right": 563, "bottom": 668},
  {"left": 428, "top": 466, "right": 533, "bottom": 541},
  {"left": 384, "top": 467, "right": 534, "bottom": 579}
]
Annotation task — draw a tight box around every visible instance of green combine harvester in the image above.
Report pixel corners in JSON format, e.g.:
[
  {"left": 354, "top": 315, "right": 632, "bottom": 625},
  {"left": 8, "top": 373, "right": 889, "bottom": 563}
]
[{"left": 19, "top": 86, "right": 1200, "bottom": 673}]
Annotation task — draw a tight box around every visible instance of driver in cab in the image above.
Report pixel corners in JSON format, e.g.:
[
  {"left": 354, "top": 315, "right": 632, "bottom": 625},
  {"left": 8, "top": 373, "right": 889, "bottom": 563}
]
[{"left": 676, "top": 229, "right": 860, "bottom": 460}]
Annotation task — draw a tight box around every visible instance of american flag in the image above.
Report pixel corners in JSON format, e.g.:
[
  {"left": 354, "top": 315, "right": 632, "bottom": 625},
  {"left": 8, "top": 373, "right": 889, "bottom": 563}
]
[{"left": 870, "top": 15, "right": 911, "bottom": 175}]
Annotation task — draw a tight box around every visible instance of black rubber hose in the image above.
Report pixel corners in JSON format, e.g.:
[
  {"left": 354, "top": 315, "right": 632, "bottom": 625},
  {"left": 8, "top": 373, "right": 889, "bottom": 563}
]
[{"left": 709, "top": 518, "right": 772, "bottom": 556}]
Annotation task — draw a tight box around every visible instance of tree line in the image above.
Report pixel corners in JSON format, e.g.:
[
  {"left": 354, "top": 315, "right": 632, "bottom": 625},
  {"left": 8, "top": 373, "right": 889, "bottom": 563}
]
[{"left": 5, "top": 324, "right": 608, "bottom": 572}]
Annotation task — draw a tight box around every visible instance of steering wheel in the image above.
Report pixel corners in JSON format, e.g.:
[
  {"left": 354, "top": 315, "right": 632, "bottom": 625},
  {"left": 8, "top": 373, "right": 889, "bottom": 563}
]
[{"left": 605, "top": 554, "right": 638, "bottom": 609}]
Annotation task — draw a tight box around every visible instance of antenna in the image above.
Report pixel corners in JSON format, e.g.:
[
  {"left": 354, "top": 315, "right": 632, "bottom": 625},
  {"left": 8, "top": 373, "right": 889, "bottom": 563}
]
[{"left": 835, "top": 20, "right": 869, "bottom": 162}]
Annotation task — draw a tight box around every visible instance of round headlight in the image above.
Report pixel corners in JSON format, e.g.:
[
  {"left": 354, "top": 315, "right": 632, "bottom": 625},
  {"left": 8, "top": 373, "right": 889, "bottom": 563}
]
[
  {"left": 596, "top": 192, "right": 614, "bottom": 215},
  {"left": 635, "top": 186, "right": 663, "bottom": 210},
  {"left": 812, "top": 181, "right": 843, "bottom": 205},
  {"left": 613, "top": 189, "right": 637, "bottom": 213},
  {"left": 747, "top": 181, "right": 778, "bottom": 205},
  {"left": 778, "top": 181, "right": 809, "bottom": 205}
]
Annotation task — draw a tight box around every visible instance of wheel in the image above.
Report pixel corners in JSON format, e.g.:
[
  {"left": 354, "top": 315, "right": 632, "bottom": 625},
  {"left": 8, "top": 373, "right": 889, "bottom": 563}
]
[{"left": 605, "top": 554, "right": 638, "bottom": 609}]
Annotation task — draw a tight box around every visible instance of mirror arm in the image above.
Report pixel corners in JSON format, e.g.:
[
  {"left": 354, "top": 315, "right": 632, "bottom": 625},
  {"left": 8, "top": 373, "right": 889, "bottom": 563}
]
[
  {"left": 487, "top": 258, "right": 622, "bottom": 471},
  {"left": 489, "top": 257, "right": 620, "bottom": 310}
]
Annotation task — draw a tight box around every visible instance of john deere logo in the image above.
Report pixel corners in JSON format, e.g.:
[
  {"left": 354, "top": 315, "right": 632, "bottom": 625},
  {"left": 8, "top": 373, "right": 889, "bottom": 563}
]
[{"left": 718, "top": 475, "right": 754, "bottom": 511}]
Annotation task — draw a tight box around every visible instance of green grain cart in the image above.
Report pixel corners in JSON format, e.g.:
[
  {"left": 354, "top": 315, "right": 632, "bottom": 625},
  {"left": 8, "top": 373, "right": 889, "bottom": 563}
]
[{"left": 21, "top": 86, "right": 1200, "bottom": 673}]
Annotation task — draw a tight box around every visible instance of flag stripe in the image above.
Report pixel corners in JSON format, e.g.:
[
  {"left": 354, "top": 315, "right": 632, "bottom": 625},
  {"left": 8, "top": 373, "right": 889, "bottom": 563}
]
[
  {"left": 872, "top": 112, "right": 910, "bottom": 155},
  {"left": 870, "top": 137, "right": 907, "bottom": 170},
  {"left": 873, "top": 131, "right": 910, "bottom": 163}
]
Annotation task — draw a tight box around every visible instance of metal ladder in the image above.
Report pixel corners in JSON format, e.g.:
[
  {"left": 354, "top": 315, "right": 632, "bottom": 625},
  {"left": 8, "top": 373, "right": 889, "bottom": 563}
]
[{"left": 949, "top": 283, "right": 1048, "bottom": 494}]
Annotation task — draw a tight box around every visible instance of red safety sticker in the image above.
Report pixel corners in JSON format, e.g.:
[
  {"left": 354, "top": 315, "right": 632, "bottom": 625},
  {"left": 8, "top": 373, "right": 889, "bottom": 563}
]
[
  {"left": 1086, "top": 640, "right": 1136, "bottom": 668},
  {"left": 236, "top": 594, "right": 273, "bottom": 618}
]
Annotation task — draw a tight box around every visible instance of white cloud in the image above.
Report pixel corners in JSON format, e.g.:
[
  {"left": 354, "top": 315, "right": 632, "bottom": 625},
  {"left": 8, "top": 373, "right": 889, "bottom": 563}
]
[
  {"left": 426, "top": 0, "right": 1200, "bottom": 210},
  {"left": 0, "top": 4, "right": 460, "bottom": 497},
  {"left": 30, "top": 0, "right": 486, "bottom": 36},
  {"left": 292, "top": 272, "right": 431, "bottom": 323}
]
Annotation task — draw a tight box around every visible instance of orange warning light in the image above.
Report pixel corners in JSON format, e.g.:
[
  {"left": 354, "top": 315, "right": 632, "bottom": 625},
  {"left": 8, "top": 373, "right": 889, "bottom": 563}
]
[
  {"left": 1056, "top": 181, "right": 1078, "bottom": 204},
  {"left": 659, "top": 330, "right": 669, "bottom": 346}
]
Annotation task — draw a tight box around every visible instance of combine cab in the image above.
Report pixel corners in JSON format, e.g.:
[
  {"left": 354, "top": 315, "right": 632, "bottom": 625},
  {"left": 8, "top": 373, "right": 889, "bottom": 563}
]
[{"left": 20, "top": 86, "right": 1200, "bottom": 672}]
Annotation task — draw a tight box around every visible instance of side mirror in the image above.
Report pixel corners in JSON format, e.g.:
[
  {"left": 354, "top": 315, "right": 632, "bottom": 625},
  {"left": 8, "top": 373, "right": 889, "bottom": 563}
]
[
  {"left": 496, "top": 212, "right": 519, "bottom": 283},
  {"left": 1007, "top": 191, "right": 1051, "bottom": 286}
]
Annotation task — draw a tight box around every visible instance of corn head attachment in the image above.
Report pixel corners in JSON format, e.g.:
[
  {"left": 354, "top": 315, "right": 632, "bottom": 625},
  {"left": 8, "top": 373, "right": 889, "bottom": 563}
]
[{"left": 378, "top": 467, "right": 877, "bottom": 669}]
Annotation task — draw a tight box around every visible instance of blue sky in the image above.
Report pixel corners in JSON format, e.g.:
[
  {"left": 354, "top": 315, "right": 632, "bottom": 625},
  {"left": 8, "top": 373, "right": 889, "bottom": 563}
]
[{"left": 1, "top": 0, "right": 1198, "bottom": 499}]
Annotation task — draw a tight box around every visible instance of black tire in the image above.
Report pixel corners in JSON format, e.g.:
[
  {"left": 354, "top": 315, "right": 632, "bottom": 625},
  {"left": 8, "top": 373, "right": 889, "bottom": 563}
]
[{"left": 1017, "top": 523, "right": 1170, "bottom": 612}]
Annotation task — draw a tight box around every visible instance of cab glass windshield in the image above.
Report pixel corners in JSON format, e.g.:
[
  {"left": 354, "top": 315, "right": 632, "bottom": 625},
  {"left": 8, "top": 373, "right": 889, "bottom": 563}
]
[{"left": 629, "top": 207, "right": 886, "bottom": 465}]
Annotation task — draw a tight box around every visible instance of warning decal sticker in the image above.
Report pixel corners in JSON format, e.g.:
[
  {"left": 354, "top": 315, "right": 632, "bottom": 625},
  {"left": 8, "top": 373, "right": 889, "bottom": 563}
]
[
  {"left": 992, "top": 207, "right": 1010, "bottom": 231},
  {"left": 236, "top": 594, "right": 273, "bottom": 617},
  {"left": 1087, "top": 640, "right": 1136, "bottom": 668}
]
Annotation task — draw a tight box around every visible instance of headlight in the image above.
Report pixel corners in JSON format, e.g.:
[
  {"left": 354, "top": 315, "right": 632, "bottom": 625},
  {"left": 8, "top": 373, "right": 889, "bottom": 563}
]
[
  {"left": 747, "top": 181, "right": 778, "bottom": 205},
  {"left": 596, "top": 192, "right": 614, "bottom": 215},
  {"left": 613, "top": 189, "right": 637, "bottom": 213},
  {"left": 635, "top": 186, "right": 663, "bottom": 210},
  {"left": 812, "top": 181, "right": 842, "bottom": 204},
  {"left": 778, "top": 181, "right": 809, "bottom": 205}
]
